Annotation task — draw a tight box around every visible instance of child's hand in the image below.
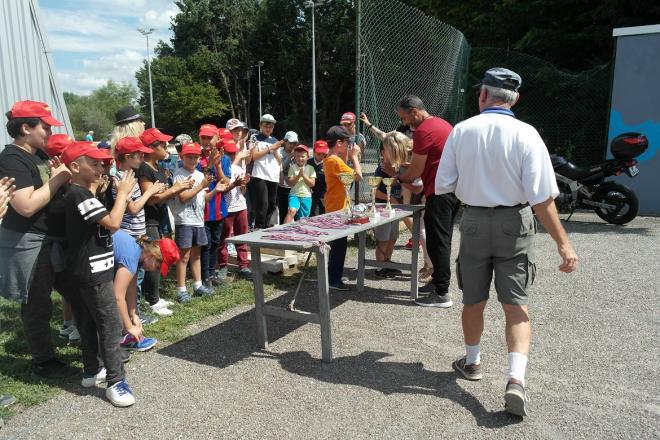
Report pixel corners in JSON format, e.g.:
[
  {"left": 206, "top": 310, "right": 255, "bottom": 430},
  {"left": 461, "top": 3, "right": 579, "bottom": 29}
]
[
  {"left": 173, "top": 178, "right": 194, "bottom": 192},
  {"left": 208, "top": 147, "right": 221, "bottom": 166},
  {"left": 117, "top": 169, "right": 136, "bottom": 196},
  {"left": 147, "top": 181, "right": 167, "bottom": 196},
  {"left": 49, "top": 156, "right": 71, "bottom": 180},
  {"left": 0, "top": 177, "right": 16, "bottom": 219},
  {"left": 360, "top": 112, "right": 371, "bottom": 126},
  {"left": 215, "top": 183, "right": 229, "bottom": 192},
  {"left": 96, "top": 175, "right": 110, "bottom": 195},
  {"left": 202, "top": 173, "right": 214, "bottom": 188}
]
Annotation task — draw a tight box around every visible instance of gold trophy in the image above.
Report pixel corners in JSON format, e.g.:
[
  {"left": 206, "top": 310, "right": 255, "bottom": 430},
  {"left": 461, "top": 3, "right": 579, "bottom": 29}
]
[
  {"left": 367, "top": 176, "right": 382, "bottom": 220},
  {"left": 337, "top": 172, "right": 356, "bottom": 214},
  {"left": 381, "top": 177, "right": 396, "bottom": 216}
]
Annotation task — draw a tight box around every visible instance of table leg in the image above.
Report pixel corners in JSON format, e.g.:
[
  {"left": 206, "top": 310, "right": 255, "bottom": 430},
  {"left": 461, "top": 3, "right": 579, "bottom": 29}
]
[
  {"left": 316, "top": 248, "right": 332, "bottom": 362},
  {"left": 410, "top": 211, "right": 421, "bottom": 300},
  {"left": 357, "top": 231, "right": 366, "bottom": 292},
  {"left": 250, "top": 247, "right": 268, "bottom": 349}
]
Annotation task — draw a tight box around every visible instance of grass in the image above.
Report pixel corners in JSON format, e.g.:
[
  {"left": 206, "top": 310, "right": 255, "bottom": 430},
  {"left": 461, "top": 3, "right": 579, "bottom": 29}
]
[{"left": 0, "top": 268, "right": 303, "bottom": 421}]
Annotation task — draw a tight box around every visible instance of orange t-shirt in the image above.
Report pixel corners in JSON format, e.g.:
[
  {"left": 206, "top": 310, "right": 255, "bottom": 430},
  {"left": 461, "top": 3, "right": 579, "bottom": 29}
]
[{"left": 323, "top": 155, "right": 354, "bottom": 213}]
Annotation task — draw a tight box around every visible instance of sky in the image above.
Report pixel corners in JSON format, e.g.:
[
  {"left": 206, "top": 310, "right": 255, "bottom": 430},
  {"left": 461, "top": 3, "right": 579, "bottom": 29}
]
[{"left": 39, "top": 0, "right": 179, "bottom": 96}]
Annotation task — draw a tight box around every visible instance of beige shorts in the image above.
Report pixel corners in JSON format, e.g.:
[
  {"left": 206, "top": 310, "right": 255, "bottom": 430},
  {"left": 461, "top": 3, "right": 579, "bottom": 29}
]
[{"left": 456, "top": 205, "right": 536, "bottom": 305}]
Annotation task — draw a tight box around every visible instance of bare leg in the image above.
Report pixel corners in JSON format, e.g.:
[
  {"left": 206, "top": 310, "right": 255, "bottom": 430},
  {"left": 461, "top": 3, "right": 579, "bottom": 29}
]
[
  {"left": 284, "top": 207, "right": 297, "bottom": 224},
  {"left": 462, "top": 301, "right": 487, "bottom": 345},
  {"left": 502, "top": 303, "right": 531, "bottom": 355},
  {"left": 176, "top": 248, "right": 192, "bottom": 288},
  {"left": 190, "top": 246, "right": 202, "bottom": 282}
]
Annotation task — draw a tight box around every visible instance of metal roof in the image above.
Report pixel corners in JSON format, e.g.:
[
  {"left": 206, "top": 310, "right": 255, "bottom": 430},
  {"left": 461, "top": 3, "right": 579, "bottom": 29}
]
[{"left": 0, "top": 0, "right": 72, "bottom": 148}]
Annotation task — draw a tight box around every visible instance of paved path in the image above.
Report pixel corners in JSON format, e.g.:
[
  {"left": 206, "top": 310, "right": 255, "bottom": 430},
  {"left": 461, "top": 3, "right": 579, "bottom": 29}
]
[{"left": 2, "top": 213, "right": 659, "bottom": 439}]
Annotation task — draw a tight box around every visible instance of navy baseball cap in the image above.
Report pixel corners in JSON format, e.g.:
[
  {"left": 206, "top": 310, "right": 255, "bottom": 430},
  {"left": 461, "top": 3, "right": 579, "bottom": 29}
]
[{"left": 477, "top": 67, "right": 522, "bottom": 91}]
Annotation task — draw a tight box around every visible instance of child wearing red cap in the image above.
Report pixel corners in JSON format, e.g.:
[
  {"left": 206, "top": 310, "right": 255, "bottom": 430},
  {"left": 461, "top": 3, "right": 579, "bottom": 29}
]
[
  {"left": 307, "top": 140, "right": 329, "bottom": 216},
  {"left": 283, "top": 145, "right": 316, "bottom": 223},
  {"left": 112, "top": 231, "right": 179, "bottom": 352},
  {"left": 171, "top": 143, "right": 225, "bottom": 301},
  {"left": 60, "top": 142, "right": 139, "bottom": 407}
]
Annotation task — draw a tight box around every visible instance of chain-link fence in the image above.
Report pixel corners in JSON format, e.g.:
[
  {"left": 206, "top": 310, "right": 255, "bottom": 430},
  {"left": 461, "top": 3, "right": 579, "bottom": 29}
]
[
  {"left": 467, "top": 48, "right": 611, "bottom": 166},
  {"left": 357, "top": 0, "right": 470, "bottom": 200}
]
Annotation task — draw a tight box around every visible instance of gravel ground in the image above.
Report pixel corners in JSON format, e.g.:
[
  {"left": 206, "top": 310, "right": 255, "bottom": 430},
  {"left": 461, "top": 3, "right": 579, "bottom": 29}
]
[{"left": 2, "top": 212, "right": 659, "bottom": 439}]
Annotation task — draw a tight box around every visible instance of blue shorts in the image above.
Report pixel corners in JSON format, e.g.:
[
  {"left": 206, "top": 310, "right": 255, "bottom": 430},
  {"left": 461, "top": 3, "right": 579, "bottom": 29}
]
[
  {"left": 288, "top": 195, "right": 312, "bottom": 220},
  {"left": 175, "top": 225, "right": 208, "bottom": 249}
]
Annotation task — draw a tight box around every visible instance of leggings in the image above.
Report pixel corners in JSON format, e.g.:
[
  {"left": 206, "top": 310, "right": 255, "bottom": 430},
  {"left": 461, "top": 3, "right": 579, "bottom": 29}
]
[{"left": 249, "top": 177, "right": 278, "bottom": 229}]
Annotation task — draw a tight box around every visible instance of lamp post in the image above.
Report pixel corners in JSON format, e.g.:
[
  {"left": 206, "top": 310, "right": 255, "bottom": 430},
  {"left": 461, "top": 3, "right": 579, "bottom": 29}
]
[
  {"left": 255, "top": 61, "right": 264, "bottom": 117},
  {"left": 137, "top": 27, "right": 157, "bottom": 128},
  {"left": 304, "top": 0, "right": 324, "bottom": 142}
]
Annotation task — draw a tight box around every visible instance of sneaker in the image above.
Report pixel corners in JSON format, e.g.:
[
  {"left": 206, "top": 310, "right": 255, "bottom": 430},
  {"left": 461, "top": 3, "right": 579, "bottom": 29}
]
[
  {"left": 208, "top": 274, "right": 224, "bottom": 286},
  {"left": 31, "top": 358, "right": 80, "bottom": 380},
  {"left": 120, "top": 334, "right": 157, "bottom": 352},
  {"left": 68, "top": 326, "right": 81, "bottom": 344},
  {"left": 176, "top": 291, "right": 192, "bottom": 303},
  {"left": 217, "top": 266, "right": 228, "bottom": 282},
  {"left": 150, "top": 299, "right": 173, "bottom": 317},
  {"left": 504, "top": 381, "right": 529, "bottom": 417},
  {"left": 227, "top": 242, "right": 237, "bottom": 257},
  {"left": 105, "top": 380, "right": 135, "bottom": 407},
  {"left": 329, "top": 282, "right": 350, "bottom": 291},
  {"left": 159, "top": 298, "right": 174, "bottom": 307},
  {"left": 193, "top": 285, "right": 214, "bottom": 297},
  {"left": 59, "top": 323, "right": 75, "bottom": 339},
  {"left": 374, "top": 268, "right": 394, "bottom": 279},
  {"left": 81, "top": 367, "right": 107, "bottom": 388},
  {"left": 239, "top": 268, "right": 253, "bottom": 280},
  {"left": 0, "top": 395, "right": 16, "bottom": 408},
  {"left": 385, "top": 267, "right": 402, "bottom": 275},
  {"left": 414, "top": 292, "right": 453, "bottom": 308},
  {"left": 139, "top": 314, "right": 159, "bottom": 326},
  {"left": 452, "top": 356, "right": 483, "bottom": 381}
]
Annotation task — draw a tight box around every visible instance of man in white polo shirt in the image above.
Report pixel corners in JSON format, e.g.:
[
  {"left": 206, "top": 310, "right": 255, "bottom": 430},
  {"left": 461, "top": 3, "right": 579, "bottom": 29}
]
[{"left": 435, "top": 67, "right": 578, "bottom": 417}]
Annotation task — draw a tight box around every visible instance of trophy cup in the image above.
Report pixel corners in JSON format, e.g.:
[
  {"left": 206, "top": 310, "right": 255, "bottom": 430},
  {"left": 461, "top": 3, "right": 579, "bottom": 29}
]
[
  {"left": 381, "top": 177, "right": 396, "bottom": 216},
  {"left": 367, "top": 176, "right": 382, "bottom": 220},
  {"left": 337, "top": 172, "right": 355, "bottom": 214}
]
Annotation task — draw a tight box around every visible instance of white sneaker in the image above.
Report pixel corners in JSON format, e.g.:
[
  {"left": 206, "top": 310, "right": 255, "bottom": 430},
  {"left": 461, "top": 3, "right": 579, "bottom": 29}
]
[
  {"left": 59, "top": 324, "right": 75, "bottom": 339},
  {"left": 68, "top": 326, "right": 81, "bottom": 344},
  {"left": 81, "top": 368, "right": 107, "bottom": 388},
  {"left": 159, "top": 298, "right": 174, "bottom": 307},
  {"left": 151, "top": 300, "right": 173, "bottom": 317},
  {"left": 106, "top": 380, "right": 135, "bottom": 407}
]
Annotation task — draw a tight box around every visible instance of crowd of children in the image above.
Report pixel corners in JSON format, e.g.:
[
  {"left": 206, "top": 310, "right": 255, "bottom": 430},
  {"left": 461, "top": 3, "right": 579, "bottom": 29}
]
[{"left": 0, "top": 99, "right": 427, "bottom": 407}]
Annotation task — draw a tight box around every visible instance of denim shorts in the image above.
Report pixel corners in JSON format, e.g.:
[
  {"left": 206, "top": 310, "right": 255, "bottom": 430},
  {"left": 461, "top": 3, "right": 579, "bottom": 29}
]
[
  {"left": 456, "top": 205, "right": 536, "bottom": 305},
  {"left": 174, "top": 225, "right": 208, "bottom": 249}
]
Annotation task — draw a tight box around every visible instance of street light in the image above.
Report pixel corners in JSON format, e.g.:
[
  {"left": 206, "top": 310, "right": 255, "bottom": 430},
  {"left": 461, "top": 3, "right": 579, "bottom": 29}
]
[
  {"left": 304, "top": 0, "right": 324, "bottom": 142},
  {"left": 255, "top": 61, "right": 264, "bottom": 117},
  {"left": 137, "top": 27, "right": 157, "bottom": 128}
]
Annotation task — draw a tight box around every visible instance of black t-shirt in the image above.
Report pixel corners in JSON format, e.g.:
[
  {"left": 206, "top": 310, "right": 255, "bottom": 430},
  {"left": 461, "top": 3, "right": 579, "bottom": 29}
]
[
  {"left": 136, "top": 162, "right": 166, "bottom": 226},
  {"left": 64, "top": 184, "right": 114, "bottom": 287},
  {"left": 0, "top": 145, "right": 66, "bottom": 236},
  {"left": 307, "top": 157, "right": 326, "bottom": 198}
]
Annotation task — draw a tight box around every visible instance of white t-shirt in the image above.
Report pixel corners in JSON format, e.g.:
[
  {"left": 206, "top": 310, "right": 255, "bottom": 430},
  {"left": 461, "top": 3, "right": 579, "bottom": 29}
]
[
  {"left": 225, "top": 164, "right": 247, "bottom": 213},
  {"left": 251, "top": 135, "right": 280, "bottom": 183},
  {"left": 435, "top": 111, "right": 559, "bottom": 207},
  {"left": 111, "top": 169, "right": 145, "bottom": 237},
  {"left": 170, "top": 167, "right": 206, "bottom": 226}
]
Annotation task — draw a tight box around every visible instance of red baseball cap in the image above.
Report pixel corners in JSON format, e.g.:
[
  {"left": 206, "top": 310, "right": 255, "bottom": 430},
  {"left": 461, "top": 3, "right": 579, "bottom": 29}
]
[
  {"left": 340, "top": 112, "right": 356, "bottom": 124},
  {"left": 181, "top": 142, "right": 202, "bottom": 156},
  {"left": 313, "top": 140, "right": 329, "bottom": 154},
  {"left": 61, "top": 141, "right": 112, "bottom": 166},
  {"left": 294, "top": 144, "right": 310, "bottom": 154},
  {"left": 221, "top": 139, "right": 239, "bottom": 153},
  {"left": 140, "top": 128, "right": 173, "bottom": 147},
  {"left": 218, "top": 128, "right": 233, "bottom": 140},
  {"left": 8, "top": 100, "right": 63, "bottom": 127},
  {"left": 158, "top": 238, "right": 180, "bottom": 277},
  {"left": 199, "top": 124, "right": 218, "bottom": 138},
  {"left": 46, "top": 134, "right": 74, "bottom": 157},
  {"left": 116, "top": 136, "right": 153, "bottom": 155}
]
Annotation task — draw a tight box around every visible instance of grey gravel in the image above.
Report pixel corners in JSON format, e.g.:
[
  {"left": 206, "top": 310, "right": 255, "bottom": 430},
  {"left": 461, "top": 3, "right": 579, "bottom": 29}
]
[{"left": 2, "top": 212, "right": 659, "bottom": 439}]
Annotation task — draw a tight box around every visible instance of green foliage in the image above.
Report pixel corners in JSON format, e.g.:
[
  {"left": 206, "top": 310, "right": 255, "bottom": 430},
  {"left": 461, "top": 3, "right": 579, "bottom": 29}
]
[{"left": 63, "top": 81, "right": 138, "bottom": 140}]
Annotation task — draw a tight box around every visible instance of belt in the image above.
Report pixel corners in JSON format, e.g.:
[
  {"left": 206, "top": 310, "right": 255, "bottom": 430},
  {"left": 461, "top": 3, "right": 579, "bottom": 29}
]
[{"left": 466, "top": 203, "right": 529, "bottom": 209}]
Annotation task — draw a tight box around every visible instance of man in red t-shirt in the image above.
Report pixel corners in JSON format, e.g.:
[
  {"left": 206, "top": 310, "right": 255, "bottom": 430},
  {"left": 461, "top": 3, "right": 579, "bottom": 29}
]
[{"left": 396, "top": 95, "right": 460, "bottom": 308}]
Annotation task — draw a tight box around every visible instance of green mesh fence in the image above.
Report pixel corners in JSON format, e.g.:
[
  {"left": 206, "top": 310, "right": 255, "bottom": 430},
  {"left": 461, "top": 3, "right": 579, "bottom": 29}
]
[
  {"left": 467, "top": 48, "right": 611, "bottom": 166},
  {"left": 356, "top": 0, "right": 471, "bottom": 200}
]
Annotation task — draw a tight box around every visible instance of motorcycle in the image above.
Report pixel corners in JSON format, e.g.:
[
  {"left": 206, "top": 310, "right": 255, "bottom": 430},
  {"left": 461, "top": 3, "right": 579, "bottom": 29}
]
[{"left": 551, "top": 132, "right": 648, "bottom": 225}]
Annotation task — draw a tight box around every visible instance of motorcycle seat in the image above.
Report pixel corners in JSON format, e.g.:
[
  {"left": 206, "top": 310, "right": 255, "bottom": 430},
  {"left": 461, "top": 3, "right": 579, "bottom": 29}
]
[{"left": 555, "top": 161, "right": 595, "bottom": 180}]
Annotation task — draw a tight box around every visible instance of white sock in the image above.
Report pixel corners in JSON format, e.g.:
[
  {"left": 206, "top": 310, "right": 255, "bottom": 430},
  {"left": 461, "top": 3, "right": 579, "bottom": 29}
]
[
  {"left": 192, "top": 280, "right": 203, "bottom": 290},
  {"left": 177, "top": 286, "right": 187, "bottom": 293},
  {"left": 465, "top": 344, "right": 481, "bottom": 365},
  {"left": 507, "top": 352, "right": 528, "bottom": 386}
]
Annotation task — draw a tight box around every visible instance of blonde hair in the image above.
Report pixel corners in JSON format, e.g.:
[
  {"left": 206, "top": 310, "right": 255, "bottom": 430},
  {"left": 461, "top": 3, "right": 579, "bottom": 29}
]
[
  {"left": 109, "top": 120, "right": 145, "bottom": 157},
  {"left": 136, "top": 236, "right": 162, "bottom": 262},
  {"left": 383, "top": 131, "right": 412, "bottom": 170}
]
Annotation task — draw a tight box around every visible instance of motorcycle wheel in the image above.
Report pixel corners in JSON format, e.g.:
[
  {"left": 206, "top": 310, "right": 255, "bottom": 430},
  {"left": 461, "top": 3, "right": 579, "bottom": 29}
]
[{"left": 592, "top": 183, "right": 639, "bottom": 225}]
